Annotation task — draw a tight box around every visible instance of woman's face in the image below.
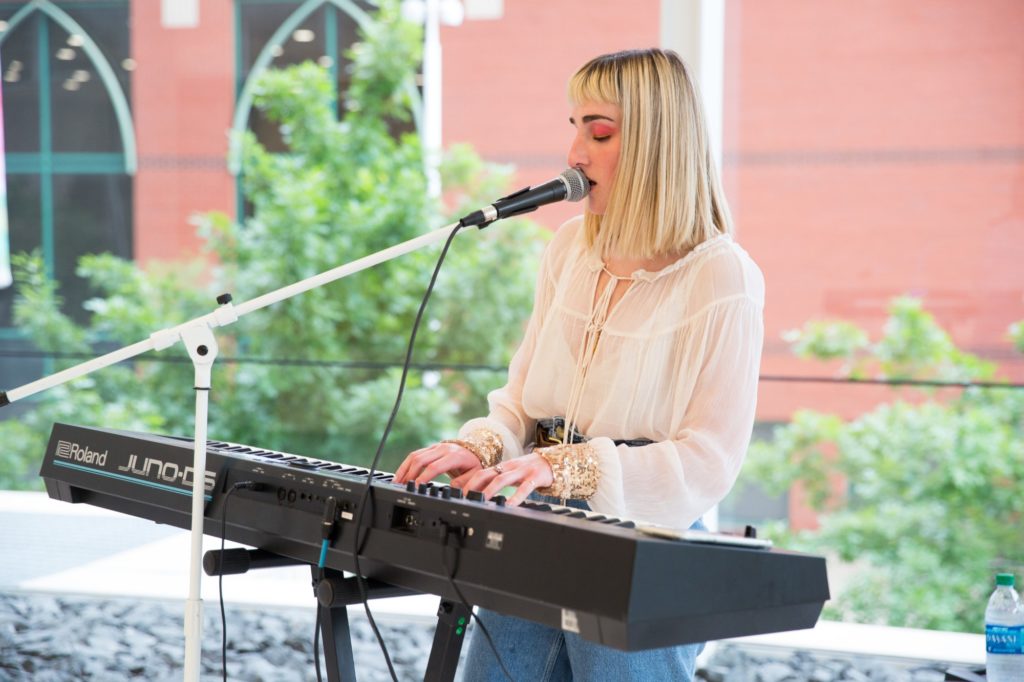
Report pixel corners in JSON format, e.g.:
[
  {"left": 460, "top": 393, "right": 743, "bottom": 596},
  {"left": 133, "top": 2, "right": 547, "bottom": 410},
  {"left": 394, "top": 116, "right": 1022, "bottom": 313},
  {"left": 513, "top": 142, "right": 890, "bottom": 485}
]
[{"left": 568, "top": 101, "right": 622, "bottom": 216}]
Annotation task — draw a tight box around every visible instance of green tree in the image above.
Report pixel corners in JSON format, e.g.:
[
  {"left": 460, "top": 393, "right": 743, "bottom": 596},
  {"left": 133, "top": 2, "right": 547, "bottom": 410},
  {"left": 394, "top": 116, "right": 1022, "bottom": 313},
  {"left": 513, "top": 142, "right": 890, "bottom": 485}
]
[
  {"left": 746, "top": 297, "right": 1024, "bottom": 631},
  {"left": 0, "top": 1, "right": 546, "bottom": 489}
]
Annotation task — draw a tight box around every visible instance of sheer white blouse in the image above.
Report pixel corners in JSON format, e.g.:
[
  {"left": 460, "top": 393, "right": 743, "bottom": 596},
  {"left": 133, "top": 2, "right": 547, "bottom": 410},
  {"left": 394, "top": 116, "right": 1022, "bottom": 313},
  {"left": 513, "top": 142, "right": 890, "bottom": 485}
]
[{"left": 460, "top": 216, "right": 765, "bottom": 529}]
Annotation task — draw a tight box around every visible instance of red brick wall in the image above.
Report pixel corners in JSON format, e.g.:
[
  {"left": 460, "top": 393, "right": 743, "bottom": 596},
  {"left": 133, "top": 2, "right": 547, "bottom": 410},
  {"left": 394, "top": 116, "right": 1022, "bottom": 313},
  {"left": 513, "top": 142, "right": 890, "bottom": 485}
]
[
  {"left": 131, "top": 0, "right": 235, "bottom": 265},
  {"left": 440, "top": 0, "right": 662, "bottom": 228},
  {"left": 725, "top": 0, "right": 1024, "bottom": 420}
]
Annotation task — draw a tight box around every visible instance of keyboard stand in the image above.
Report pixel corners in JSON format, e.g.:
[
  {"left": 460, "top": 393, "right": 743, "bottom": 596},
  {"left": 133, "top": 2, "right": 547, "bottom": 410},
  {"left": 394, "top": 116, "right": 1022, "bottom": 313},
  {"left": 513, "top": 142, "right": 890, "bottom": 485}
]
[{"left": 203, "top": 548, "right": 473, "bottom": 682}]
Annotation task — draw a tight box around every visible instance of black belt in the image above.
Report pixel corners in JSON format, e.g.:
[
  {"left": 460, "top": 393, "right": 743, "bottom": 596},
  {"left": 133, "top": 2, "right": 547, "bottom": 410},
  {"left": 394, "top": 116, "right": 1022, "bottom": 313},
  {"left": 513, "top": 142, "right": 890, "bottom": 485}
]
[{"left": 535, "top": 417, "right": 654, "bottom": 448}]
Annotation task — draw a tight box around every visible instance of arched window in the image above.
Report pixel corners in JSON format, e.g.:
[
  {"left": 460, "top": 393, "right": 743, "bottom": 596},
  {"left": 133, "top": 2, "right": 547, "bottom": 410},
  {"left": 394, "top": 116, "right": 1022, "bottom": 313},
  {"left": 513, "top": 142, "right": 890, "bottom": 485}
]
[
  {"left": 232, "top": 0, "right": 421, "bottom": 208},
  {"left": 0, "top": 0, "right": 134, "bottom": 387}
]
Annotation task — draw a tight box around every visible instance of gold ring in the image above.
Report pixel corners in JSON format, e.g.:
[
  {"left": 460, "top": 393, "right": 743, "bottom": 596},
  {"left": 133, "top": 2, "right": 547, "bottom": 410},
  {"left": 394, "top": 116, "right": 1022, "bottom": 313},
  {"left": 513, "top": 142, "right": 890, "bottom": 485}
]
[{"left": 494, "top": 463, "right": 504, "bottom": 474}]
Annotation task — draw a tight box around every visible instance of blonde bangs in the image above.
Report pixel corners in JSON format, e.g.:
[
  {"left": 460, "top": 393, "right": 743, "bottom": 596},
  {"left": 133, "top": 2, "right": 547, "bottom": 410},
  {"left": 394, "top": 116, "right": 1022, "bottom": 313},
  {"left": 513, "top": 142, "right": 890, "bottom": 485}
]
[
  {"left": 568, "top": 59, "right": 621, "bottom": 109},
  {"left": 568, "top": 50, "right": 733, "bottom": 260}
]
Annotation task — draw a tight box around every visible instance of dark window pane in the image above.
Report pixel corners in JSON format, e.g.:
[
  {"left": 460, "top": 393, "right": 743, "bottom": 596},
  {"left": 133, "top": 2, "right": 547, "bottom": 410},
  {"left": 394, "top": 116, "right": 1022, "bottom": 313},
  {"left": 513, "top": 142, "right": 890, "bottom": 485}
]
[
  {"left": 239, "top": 2, "right": 299, "bottom": 82},
  {"left": 238, "top": 2, "right": 372, "bottom": 153},
  {"left": 1, "top": 11, "right": 41, "bottom": 153},
  {"left": 49, "top": 18, "right": 124, "bottom": 153},
  {"left": 51, "top": 174, "right": 132, "bottom": 324},
  {"left": 333, "top": 3, "right": 362, "bottom": 109},
  {"left": 0, "top": 338, "right": 45, "bottom": 403},
  {"left": 0, "top": 175, "right": 42, "bottom": 328},
  {"left": 242, "top": 4, "right": 329, "bottom": 153},
  {"left": 61, "top": 3, "right": 132, "bottom": 100}
]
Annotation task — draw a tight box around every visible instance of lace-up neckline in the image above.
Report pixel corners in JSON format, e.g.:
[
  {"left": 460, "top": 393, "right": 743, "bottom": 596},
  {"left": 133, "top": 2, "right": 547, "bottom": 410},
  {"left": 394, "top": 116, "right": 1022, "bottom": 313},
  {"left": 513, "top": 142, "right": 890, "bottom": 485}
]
[{"left": 561, "top": 266, "right": 634, "bottom": 445}]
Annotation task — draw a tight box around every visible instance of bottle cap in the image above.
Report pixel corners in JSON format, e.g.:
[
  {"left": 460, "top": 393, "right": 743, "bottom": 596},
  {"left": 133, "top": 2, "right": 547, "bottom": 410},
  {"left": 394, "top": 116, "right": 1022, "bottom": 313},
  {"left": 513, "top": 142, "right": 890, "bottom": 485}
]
[{"left": 996, "top": 573, "right": 1015, "bottom": 587}]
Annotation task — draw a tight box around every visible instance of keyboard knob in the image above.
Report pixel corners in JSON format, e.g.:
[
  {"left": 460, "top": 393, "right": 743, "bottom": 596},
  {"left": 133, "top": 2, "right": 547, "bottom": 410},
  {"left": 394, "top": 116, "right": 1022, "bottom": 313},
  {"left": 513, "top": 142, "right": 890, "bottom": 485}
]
[
  {"left": 417, "top": 483, "right": 430, "bottom": 495},
  {"left": 429, "top": 487, "right": 440, "bottom": 497},
  {"left": 467, "top": 490, "right": 484, "bottom": 502},
  {"left": 406, "top": 481, "right": 416, "bottom": 493},
  {"left": 441, "top": 487, "right": 451, "bottom": 499},
  {"left": 492, "top": 495, "right": 506, "bottom": 507},
  {"left": 448, "top": 488, "right": 463, "bottom": 499}
]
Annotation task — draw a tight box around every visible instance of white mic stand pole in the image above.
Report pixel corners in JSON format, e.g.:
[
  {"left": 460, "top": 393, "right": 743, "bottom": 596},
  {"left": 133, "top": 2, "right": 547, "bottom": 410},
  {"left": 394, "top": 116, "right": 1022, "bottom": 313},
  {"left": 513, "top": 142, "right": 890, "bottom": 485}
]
[{"left": 1, "top": 220, "right": 464, "bottom": 682}]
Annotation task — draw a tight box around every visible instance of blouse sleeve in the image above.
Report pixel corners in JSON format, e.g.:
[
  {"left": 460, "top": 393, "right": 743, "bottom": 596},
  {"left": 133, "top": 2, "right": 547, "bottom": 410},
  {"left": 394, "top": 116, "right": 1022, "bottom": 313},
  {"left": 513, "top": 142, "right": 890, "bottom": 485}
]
[
  {"left": 589, "top": 264, "right": 765, "bottom": 529},
  {"left": 456, "top": 220, "right": 574, "bottom": 459}
]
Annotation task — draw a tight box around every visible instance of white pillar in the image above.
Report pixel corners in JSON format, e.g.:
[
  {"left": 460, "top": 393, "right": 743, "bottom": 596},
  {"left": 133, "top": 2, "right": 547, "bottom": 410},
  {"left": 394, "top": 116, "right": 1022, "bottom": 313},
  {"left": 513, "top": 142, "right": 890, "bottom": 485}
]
[
  {"left": 422, "top": 0, "right": 443, "bottom": 198},
  {"left": 661, "top": 0, "right": 727, "bottom": 533},
  {"left": 661, "top": 0, "right": 726, "bottom": 172}
]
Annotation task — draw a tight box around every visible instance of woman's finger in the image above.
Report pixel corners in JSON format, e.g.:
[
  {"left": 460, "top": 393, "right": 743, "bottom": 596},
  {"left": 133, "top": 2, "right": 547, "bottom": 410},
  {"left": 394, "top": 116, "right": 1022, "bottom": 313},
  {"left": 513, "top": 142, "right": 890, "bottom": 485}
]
[
  {"left": 394, "top": 445, "right": 444, "bottom": 483},
  {"left": 415, "top": 446, "right": 480, "bottom": 484},
  {"left": 506, "top": 471, "right": 543, "bottom": 507},
  {"left": 461, "top": 466, "right": 502, "bottom": 494},
  {"left": 481, "top": 467, "right": 527, "bottom": 500}
]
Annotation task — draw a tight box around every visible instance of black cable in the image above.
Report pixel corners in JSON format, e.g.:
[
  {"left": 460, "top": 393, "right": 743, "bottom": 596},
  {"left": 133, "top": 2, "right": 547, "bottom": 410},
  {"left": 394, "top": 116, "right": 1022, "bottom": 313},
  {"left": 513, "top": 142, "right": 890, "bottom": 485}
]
[
  {"left": 0, "top": 348, "right": 508, "bottom": 374},
  {"left": 348, "top": 222, "right": 467, "bottom": 682},
  {"left": 218, "top": 480, "right": 260, "bottom": 682},
  {"left": 5, "top": 346, "right": 1022, "bottom": 390},
  {"left": 439, "top": 522, "right": 515, "bottom": 682},
  {"left": 758, "top": 374, "right": 1024, "bottom": 390},
  {"left": 312, "top": 497, "right": 336, "bottom": 682},
  {"left": 313, "top": 567, "right": 325, "bottom": 682}
]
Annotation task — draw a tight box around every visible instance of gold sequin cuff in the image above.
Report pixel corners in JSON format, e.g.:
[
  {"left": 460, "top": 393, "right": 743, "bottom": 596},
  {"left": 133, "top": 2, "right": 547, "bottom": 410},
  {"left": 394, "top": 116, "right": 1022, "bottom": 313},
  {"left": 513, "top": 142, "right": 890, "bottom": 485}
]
[
  {"left": 441, "top": 428, "right": 503, "bottom": 469},
  {"left": 535, "top": 442, "right": 600, "bottom": 500}
]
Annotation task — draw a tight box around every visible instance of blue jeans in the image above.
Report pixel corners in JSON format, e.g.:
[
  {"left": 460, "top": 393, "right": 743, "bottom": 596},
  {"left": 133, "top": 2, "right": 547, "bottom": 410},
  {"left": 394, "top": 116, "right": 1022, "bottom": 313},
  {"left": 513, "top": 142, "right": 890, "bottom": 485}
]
[{"left": 459, "top": 497, "right": 706, "bottom": 681}]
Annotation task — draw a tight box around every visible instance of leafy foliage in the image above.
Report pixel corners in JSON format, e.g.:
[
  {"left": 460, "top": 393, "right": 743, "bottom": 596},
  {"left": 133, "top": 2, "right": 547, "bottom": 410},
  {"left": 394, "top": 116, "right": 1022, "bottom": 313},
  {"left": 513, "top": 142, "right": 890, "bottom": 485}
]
[
  {"left": 746, "top": 297, "right": 1024, "bottom": 631},
  {"left": 0, "top": 2, "right": 546, "bottom": 488}
]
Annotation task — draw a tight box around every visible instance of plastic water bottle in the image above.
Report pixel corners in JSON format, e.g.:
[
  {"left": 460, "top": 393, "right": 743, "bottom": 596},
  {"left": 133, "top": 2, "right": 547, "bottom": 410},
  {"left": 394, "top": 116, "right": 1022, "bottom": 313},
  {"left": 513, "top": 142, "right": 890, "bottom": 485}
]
[{"left": 986, "top": 573, "right": 1024, "bottom": 682}]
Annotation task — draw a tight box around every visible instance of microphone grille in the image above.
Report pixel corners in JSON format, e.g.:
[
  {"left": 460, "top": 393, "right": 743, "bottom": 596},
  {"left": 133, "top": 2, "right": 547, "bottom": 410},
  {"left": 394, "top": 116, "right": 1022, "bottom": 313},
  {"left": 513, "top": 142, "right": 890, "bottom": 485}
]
[{"left": 560, "top": 167, "right": 590, "bottom": 202}]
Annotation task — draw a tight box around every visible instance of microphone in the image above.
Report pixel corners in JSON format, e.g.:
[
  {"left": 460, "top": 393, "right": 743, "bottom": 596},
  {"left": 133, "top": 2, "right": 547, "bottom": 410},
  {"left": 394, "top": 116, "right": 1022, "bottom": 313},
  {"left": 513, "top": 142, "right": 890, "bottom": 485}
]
[{"left": 458, "top": 168, "right": 590, "bottom": 228}]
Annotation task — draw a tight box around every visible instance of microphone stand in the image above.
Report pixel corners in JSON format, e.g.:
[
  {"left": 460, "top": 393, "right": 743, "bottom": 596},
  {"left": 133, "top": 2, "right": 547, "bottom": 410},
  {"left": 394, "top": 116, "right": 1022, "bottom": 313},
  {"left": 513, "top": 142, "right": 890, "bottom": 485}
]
[{"left": 1, "top": 220, "right": 465, "bottom": 682}]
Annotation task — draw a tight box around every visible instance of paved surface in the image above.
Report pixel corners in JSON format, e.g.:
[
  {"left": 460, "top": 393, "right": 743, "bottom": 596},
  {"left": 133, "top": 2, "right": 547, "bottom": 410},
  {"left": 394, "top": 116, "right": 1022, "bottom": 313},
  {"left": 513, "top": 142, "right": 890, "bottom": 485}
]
[{"left": 0, "top": 490, "right": 438, "bottom": 622}]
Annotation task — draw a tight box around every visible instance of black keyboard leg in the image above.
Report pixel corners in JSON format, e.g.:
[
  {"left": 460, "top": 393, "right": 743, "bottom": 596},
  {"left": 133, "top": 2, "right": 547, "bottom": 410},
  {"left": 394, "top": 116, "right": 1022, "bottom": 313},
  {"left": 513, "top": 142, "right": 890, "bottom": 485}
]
[
  {"left": 313, "top": 567, "right": 417, "bottom": 681},
  {"left": 423, "top": 598, "right": 472, "bottom": 682},
  {"left": 319, "top": 601, "right": 357, "bottom": 682}
]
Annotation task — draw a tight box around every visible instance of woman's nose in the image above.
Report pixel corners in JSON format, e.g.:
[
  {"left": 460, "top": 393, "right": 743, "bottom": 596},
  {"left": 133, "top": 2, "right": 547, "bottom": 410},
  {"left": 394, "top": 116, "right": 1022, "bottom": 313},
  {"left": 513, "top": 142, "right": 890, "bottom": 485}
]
[{"left": 567, "top": 135, "right": 588, "bottom": 168}]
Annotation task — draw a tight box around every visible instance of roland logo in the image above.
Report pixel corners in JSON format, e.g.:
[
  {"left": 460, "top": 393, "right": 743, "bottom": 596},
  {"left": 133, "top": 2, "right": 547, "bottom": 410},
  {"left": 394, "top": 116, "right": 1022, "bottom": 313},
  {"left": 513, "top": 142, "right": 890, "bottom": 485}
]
[{"left": 55, "top": 440, "right": 108, "bottom": 467}]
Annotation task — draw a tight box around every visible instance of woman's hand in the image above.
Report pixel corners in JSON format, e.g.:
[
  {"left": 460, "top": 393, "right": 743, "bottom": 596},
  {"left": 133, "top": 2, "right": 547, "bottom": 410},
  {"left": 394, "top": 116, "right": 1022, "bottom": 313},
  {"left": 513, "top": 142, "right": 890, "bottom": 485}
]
[
  {"left": 393, "top": 442, "right": 482, "bottom": 486},
  {"left": 453, "top": 452, "right": 554, "bottom": 507}
]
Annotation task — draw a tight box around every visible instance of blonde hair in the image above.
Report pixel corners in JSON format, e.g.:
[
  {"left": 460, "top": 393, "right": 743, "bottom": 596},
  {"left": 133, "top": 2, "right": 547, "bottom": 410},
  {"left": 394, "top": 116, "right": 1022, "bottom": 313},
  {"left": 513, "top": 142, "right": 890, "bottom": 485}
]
[{"left": 568, "top": 49, "right": 733, "bottom": 259}]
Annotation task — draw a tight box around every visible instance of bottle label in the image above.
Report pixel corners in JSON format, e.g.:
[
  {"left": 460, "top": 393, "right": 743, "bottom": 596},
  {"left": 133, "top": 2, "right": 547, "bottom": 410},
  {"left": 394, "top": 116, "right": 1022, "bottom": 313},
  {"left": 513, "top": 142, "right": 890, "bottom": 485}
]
[{"left": 986, "top": 624, "right": 1024, "bottom": 654}]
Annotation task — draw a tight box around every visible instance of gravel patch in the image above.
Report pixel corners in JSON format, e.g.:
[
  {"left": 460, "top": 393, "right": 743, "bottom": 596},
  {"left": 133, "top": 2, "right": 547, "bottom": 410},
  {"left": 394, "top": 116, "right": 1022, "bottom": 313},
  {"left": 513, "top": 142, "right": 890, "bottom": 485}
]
[{"left": 1, "top": 592, "right": 965, "bottom": 681}]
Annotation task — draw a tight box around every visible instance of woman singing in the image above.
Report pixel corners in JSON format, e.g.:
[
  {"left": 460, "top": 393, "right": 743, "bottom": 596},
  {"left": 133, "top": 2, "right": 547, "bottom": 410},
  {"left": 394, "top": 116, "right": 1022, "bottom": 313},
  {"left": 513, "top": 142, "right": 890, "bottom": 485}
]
[{"left": 395, "top": 48, "right": 765, "bottom": 681}]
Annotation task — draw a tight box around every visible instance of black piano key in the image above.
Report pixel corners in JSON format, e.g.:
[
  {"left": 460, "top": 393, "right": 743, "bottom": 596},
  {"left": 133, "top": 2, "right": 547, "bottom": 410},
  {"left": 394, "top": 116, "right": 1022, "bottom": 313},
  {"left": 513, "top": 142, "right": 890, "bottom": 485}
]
[
  {"left": 587, "top": 515, "right": 607, "bottom": 522},
  {"left": 615, "top": 521, "right": 636, "bottom": 529},
  {"left": 567, "top": 511, "right": 588, "bottom": 519}
]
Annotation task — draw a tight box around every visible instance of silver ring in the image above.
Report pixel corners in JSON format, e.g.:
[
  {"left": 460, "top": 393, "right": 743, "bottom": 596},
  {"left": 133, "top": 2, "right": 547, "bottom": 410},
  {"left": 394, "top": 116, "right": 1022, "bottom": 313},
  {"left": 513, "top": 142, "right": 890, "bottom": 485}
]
[{"left": 493, "top": 463, "right": 504, "bottom": 474}]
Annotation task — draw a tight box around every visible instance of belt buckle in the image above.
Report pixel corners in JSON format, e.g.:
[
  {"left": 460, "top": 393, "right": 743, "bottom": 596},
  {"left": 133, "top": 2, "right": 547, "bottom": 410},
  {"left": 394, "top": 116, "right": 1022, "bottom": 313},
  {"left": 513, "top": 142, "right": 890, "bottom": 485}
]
[{"left": 535, "top": 418, "right": 585, "bottom": 446}]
